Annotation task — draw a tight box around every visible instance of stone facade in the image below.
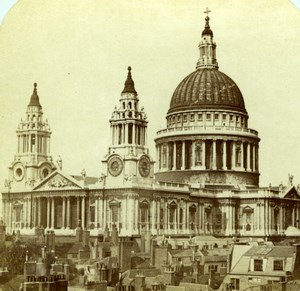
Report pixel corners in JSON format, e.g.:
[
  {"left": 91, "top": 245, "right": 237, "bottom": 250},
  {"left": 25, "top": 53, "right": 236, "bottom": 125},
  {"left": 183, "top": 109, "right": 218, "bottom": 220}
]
[{"left": 2, "top": 14, "right": 300, "bottom": 241}]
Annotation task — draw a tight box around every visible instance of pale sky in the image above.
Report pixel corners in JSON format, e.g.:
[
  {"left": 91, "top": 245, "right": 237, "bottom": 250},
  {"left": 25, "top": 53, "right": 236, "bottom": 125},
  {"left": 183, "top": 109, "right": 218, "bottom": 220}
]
[{"left": 0, "top": 0, "right": 300, "bottom": 193}]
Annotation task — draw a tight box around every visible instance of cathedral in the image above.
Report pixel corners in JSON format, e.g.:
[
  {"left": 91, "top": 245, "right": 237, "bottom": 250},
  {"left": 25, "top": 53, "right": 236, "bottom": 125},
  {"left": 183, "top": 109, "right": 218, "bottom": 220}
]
[{"left": 2, "top": 13, "right": 300, "bottom": 240}]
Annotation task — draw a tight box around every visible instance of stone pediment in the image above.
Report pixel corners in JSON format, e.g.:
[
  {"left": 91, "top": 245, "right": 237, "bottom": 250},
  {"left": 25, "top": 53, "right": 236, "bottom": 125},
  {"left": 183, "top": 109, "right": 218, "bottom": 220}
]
[
  {"left": 282, "top": 186, "right": 300, "bottom": 200},
  {"left": 33, "top": 170, "right": 83, "bottom": 191}
]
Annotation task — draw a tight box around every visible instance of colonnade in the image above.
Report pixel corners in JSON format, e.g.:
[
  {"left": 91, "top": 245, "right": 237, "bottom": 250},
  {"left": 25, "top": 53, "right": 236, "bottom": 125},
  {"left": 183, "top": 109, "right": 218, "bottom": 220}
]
[
  {"left": 156, "top": 139, "right": 259, "bottom": 172},
  {"left": 5, "top": 194, "right": 300, "bottom": 237},
  {"left": 111, "top": 123, "right": 147, "bottom": 146},
  {"left": 17, "top": 134, "right": 50, "bottom": 154}
]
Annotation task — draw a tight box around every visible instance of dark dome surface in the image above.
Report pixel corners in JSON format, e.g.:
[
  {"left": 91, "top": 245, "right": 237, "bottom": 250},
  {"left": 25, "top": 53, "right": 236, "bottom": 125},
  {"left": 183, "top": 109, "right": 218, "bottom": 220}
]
[{"left": 168, "top": 68, "right": 247, "bottom": 114}]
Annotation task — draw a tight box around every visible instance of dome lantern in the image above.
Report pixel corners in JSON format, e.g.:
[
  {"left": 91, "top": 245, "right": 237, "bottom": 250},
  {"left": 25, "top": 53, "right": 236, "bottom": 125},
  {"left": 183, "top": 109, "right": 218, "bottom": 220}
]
[{"left": 196, "top": 8, "right": 218, "bottom": 70}]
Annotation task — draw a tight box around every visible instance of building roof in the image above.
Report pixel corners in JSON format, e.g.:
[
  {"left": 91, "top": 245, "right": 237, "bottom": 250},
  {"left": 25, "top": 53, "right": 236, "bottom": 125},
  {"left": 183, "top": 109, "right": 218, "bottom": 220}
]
[
  {"left": 72, "top": 175, "right": 99, "bottom": 185},
  {"left": 244, "top": 246, "right": 295, "bottom": 258},
  {"left": 168, "top": 68, "right": 246, "bottom": 115}
]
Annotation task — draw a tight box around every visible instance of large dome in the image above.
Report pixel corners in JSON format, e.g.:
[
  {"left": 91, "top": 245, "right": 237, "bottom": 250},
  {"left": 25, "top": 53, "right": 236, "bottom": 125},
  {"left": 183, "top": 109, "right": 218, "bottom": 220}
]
[{"left": 168, "top": 68, "right": 247, "bottom": 114}]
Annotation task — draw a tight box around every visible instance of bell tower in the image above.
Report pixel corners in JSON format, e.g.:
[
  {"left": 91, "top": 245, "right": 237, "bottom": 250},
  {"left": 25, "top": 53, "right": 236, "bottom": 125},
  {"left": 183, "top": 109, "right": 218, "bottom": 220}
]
[
  {"left": 8, "top": 83, "right": 56, "bottom": 191},
  {"left": 102, "top": 67, "right": 154, "bottom": 185}
]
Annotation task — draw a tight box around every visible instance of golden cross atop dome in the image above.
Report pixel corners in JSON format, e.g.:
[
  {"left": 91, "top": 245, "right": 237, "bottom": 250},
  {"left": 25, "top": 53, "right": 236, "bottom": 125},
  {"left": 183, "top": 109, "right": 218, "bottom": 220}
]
[{"left": 204, "top": 7, "right": 211, "bottom": 16}]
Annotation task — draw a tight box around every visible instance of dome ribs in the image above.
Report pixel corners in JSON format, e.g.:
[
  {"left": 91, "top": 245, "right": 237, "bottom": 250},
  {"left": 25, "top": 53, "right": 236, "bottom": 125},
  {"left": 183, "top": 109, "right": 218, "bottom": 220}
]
[{"left": 168, "top": 69, "right": 247, "bottom": 114}]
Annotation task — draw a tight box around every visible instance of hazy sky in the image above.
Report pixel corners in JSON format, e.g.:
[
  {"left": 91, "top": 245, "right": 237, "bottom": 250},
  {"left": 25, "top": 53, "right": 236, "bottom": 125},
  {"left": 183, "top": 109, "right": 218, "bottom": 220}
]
[{"left": 0, "top": 0, "right": 300, "bottom": 192}]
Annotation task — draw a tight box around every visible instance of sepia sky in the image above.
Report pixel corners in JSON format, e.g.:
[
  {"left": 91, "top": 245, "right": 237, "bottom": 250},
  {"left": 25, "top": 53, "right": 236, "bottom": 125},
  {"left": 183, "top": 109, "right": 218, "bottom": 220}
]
[{"left": 0, "top": 0, "right": 300, "bottom": 197}]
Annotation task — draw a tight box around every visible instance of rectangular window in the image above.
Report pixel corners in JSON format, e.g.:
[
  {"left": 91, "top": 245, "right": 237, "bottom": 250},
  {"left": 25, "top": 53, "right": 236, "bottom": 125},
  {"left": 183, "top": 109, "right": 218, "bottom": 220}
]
[
  {"left": 173, "top": 116, "right": 175, "bottom": 123},
  {"left": 254, "top": 259, "right": 263, "bottom": 271},
  {"left": 273, "top": 260, "right": 283, "bottom": 271},
  {"left": 223, "top": 114, "right": 226, "bottom": 120},
  {"left": 90, "top": 206, "right": 95, "bottom": 222},
  {"left": 230, "top": 115, "right": 234, "bottom": 121},
  {"left": 190, "top": 114, "right": 194, "bottom": 121},
  {"left": 248, "top": 277, "right": 261, "bottom": 284},
  {"left": 183, "top": 115, "right": 187, "bottom": 122},
  {"left": 230, "top": 278, "right": 240, "bottom": 290},
  {"left": 177, "top": 115, "right": 181, "bottom": 122},
  {"left": 206, "top": 113, "right": 211, "bottom": 120},
  {"left": 111, "top": 205, "right": 118, "bottom": 223},
  {"left": 215, "top": 113, "right": 219, "bottom": 120},
  {"left": 198, "top": 113, "right": 203, "bottom": 121},
  {"left": 209, "top": 265, "right": 218, "bottom": 272}
]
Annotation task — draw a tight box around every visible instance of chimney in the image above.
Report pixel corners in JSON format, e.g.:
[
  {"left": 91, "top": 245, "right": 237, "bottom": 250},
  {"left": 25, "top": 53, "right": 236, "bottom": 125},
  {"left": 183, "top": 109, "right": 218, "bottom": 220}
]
[
  {"left": 135, "top": 271, "right": 146, "bottom": 291},
  {"left": 111, "top": 224, "right": 118, "bottom": 245},
  {"left": 118, "top": 237, "right": 133, "bottom": 272}
]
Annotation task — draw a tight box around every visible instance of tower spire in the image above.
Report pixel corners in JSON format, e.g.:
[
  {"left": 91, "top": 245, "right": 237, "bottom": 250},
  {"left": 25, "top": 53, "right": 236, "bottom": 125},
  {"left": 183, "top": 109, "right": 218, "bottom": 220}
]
[
  {"left": 28, "top": 82, "right": 42, "bottom": 107},
  {"left": 196, "top": 8, "right": 218, "bottom": 69},
  {"left": 122, "top": 66, "right": 137, "bottom": 94}
]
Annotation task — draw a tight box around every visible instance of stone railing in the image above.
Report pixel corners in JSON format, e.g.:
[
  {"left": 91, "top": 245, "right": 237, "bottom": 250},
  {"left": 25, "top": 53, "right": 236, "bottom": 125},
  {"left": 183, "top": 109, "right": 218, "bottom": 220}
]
[{"left": 156, "top": 125, "right": 258, "bottom": 136}]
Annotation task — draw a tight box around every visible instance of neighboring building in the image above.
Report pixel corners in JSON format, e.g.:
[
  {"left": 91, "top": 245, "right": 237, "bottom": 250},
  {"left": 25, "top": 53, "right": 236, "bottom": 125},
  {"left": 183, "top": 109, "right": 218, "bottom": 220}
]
[
  {"left": 223, "top": 244, "right": 300, "bottom": 291},
  {"left": 21, "top": 245, "right": 69, "bottom": 291},
  {"left": 3, "top": 12, "right": 300, "bottom": 242}
]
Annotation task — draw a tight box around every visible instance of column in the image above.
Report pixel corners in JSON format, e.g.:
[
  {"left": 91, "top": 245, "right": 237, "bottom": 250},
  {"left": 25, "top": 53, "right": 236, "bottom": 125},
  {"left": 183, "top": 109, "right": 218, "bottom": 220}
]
[
  {"left": 173, "top": 142, "right": 176, "bottom": 170},
  {"left": 23, "top": 198, "right": 27, "bottom": 228},
  {"left": 66, "top": 197, "right": 70, "bottom": 229},
  {"left": 201, "top": 140, "right": 206, "bottom": 170},
  {"left": 166, "top": 143, "right": 169, "bottom": 170},
  {"left": 164, "top": 200, "right": 168, "bottom": 231},
  {"left": 51, "top": 197, "right": 55, "bottom": 229},
  {"left": 252, "top": 144, "right": 256, "bottom": 172},
  {"left": 240, "top": 142, "right": 244, "bottom": 170},
  {"left": 95, "top": 197, "right": 98, "bottom": 228},
  {"left": 177, "top": 204, "right": 180, "bottom": 233},
  {"left": 212, "top": 139, "right": 217, "bottom": 170},
  {"left": 186, "top": 203, "right": 190, "bottom": 232},
  {"left": 181, "top": 141, "right": 185, "bottom": 170},
  {"left": 247, "top": 143, "right": 251, "bottom": 171},
  {"left": 77, "top": 197, "right": 80, "bottom": 226},
  {"left": 28, "top": 197, "right": 32, "bottom": 228},
  {"left": 62, "top": 197, "right": 66, "bottom": 229},
  {"left": 232, "top": 141, "right": 236, "bottom": 170},
  {"left": 125, "top": 123, "right": 128, "bottom": 144},
  {"left": 191, "top": 141, "right": 195, "bottom": 169},
  {"left": 103, "top": 197, "right": 107, "bottom": 228},
  {"left": 232, "top": 205, "right": 236, "bottom": 235},
  {"left": 151, "top": 200, "right": 156, "bottom": 233},
  {"left": 111, "top": 125, "right": 114, "bottom": 145},
  {"left": 81, "top": 197, "right": 85, "bottom": 229},
  {"left": 47, "top": 197, "right": 50, "bottom": 228},
  {"left": 135, "top": 198, "right": 139, "bottom": 232},
  {"left": 223, "top": 141, "right": 227, "bottom": 170},
  {"left": 99, "top": 197, "right": 103, "bottom": 229},
  {"left": 37, "top": 198, "right": 41, "bottom": 227},
  {"left": 157, "top": 200, "right": 161, "bottom": 232},
  {"left": 132, "top": 124, "right": 136, "bottom": 145}
]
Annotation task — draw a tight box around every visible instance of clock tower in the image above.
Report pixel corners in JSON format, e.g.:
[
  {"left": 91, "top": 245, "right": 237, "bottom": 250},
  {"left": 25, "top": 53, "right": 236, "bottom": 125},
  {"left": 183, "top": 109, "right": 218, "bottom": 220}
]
[
  {"left": 8, "top": 83, "right": 56, "bottom": 192},
  {"left": 102, "top": 67, "right": 154, "bottom": 186}
]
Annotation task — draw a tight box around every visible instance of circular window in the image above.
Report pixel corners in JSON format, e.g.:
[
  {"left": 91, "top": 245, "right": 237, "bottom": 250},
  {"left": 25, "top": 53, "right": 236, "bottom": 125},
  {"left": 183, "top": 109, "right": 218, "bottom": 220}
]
[{"left": 14, "top": 165, "right": 25, "bottom": 181}]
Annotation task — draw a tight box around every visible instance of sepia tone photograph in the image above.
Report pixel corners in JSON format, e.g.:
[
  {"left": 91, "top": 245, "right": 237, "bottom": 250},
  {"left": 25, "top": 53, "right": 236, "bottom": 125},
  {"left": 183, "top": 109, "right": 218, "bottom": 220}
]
[{"left": 0, "top": 0, "right": 300, "bottom": 290}]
